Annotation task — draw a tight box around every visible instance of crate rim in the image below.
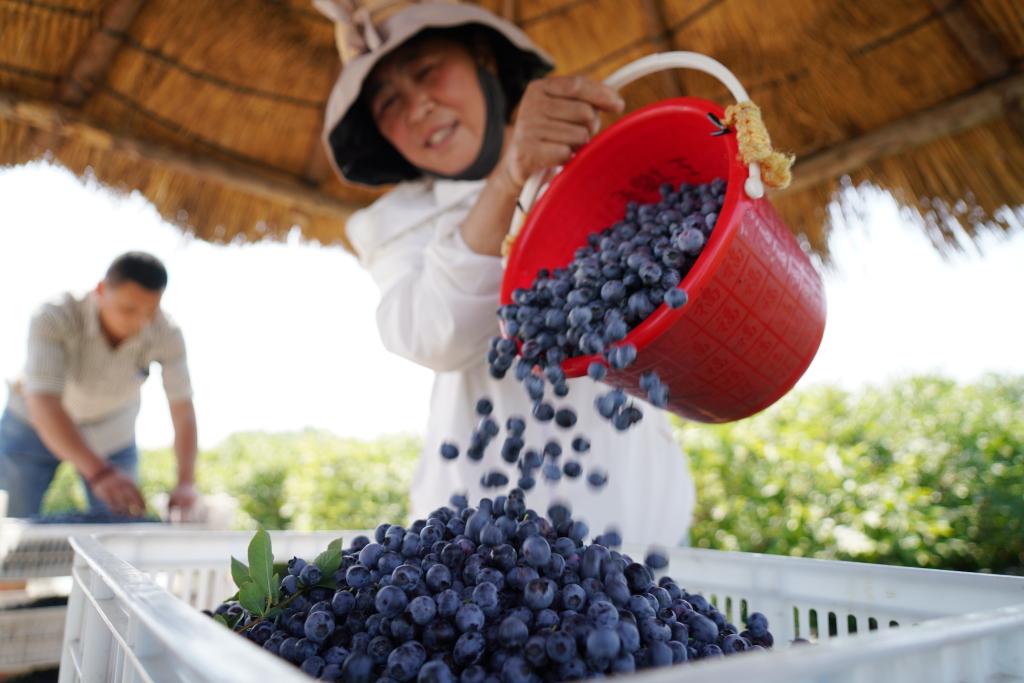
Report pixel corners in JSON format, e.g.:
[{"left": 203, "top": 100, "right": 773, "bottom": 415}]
[{"left": 64, "top": 531, "right": 1024, "bottom": 683}]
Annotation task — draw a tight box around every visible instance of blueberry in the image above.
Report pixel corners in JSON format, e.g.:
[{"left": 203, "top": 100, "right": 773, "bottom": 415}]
[
  {"left": 684, "top": 611, "right": 719, "bottom": 643},
  {"left": 341, "top": 652, "right": 376, "bottom": 683},
  {"left": 645, "top": 550, "right": 669, "bottom": 570},
  {"left": 721, "top": 633, "right": 750, "bottom": 653},
  {"left": 407, "top": 595, "right": 437, "bottom": 626},
  {"left": 386, "top": 641, "right": 427, "bottom": 682},
  {"left": 607, "top": 344, "right": 638, "bottom": 370},
  {"left": 439, "top": 442, "right": 459, "bottom": 460},
  {"left": 598, "top": 278, "right": 622, "bottom": 303},
  {"left": 561, "top": 583, "right": 587, "bottom": 611},
  {"left": 545, "top": 631, "right": 577, "bottom": 664},
  {"left": 299, "top": 563, "right": 322, "bottom": 587},
  {"left": 281, "top": 574, "right": 299, "bottom": 595},
  {"left": 521, "top": 535, "right": 551, "bottom": 568},
  {"left": 664, "top": 288, "right": 688, "bottom": 309},
  {"left": 475, "top": 398, "right": 493, "bottom": 417},
  {"left": 568, "top": 306, "right": 592, "bottom": 327},
  {"left": 472, "top": 581, "right": 500, "bottom": 611},
  {"left": 594, "top": 395, "right": 618, "bottom": 421},
  {"left": 523, "top": 578, "right": 556, "bottom": 610},
  {"left": 453, "top": 631, "right": 486, "bottom": 665},
  {"left": 542, "top": 463, "right": 562, "bottom": 482},
  {"left": 532, "top": 401, "right": 554, "bottom": 422},
  {"left": 480, "top": 471, "right": 509, "bottom": 489},
  {"left": 645, "top": 640, "right": 673, "bottom": 667},
  {"left": 746, "top": 611, "right": 769, "bottom": 638},
  {"left": 586, "top": 362, "right": 607, "bottom": 381},
  {"left": 304, "top": 610, "right": 336, "bottom": 643},
  {"left": 554, "top": 408, "right": 577, "bottom": 429},
  {"left": 677, "top": 227, "right": 705, "bottom": 255},
  {"left": 295, "top": 638, "right": 319, "bottom": 661},
  {"left": 505, "top": 416, "right": 526, "bottom": 435},
  {"left": 417, "top": 660, "right": 454, "bottom": 683},
  {"left": 375, "top": 585, "right": 408, "bottom": 618},
  {"left": 301, "top": 655, "right": 326, "bottom": 677},
  {"left": 585, "top": 627, "right": 620, "bottom": 661},
  {"left": 287, "top": 556, "right": 306, "bottom": 577},
  {"left": 571, "top": 436, "right": 590, "bottom": 453},
  {"left": 498, "top": 616, "right": 530, "bottom": 649},
  {"left": 586, "top": 469, "right": 609, "bottom": 489},
  {"left": 700, "top": 643, "right": 724, "bottom": 658},
  {"left": 562, "top": 461, "right": 582, "bottom": 478}
]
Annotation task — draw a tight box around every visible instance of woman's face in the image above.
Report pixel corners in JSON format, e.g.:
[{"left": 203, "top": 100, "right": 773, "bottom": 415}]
[{"left": 368, "top": 37, "right": 488, "bottom": 177}]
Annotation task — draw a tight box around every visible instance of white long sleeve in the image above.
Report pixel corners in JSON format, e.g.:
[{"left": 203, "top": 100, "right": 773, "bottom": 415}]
[{"left": 346, "top": 179, "right": 696, "bottom": 547}]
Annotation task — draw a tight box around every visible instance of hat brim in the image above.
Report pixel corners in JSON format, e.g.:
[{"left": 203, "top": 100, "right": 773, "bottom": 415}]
[{"left": 322, "top": 4, "right": 555, "bottom": 186}]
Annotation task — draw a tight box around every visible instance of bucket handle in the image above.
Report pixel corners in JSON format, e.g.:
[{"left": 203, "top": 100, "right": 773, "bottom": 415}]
[{"left": 506, "top": 52, "right": 764, "bottom": 259}]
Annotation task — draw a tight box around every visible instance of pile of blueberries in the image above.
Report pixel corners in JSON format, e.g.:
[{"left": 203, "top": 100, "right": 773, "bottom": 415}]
[
  {"left": 443, "top": 179, "right": 727, "bottom": 491},
  {"left": 213, "top": 490, "right": 773, "bottom": 681}
]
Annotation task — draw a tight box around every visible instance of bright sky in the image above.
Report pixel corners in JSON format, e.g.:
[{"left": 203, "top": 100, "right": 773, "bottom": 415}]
[{"left": 1, "top": 162, "right": 1022, "bottom": 449}]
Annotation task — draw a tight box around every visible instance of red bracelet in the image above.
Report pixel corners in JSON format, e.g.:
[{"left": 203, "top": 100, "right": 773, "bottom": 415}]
[{"left": 87, "top": 464, "right": 115, "bottom": 487}]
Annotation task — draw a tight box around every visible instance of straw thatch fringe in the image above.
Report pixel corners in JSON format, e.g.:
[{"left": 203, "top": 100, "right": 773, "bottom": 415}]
[
  {"left": 1, "top": 0, "right": 1022, "bottom": 260},
  {"left": 775, "top": 116, "right": 1024, "bottom": 260},
  {"left": 0, "top": 116, "right": 353, "bottom": 249}
]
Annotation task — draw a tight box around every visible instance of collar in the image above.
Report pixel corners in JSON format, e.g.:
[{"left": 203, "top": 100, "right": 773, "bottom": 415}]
[
  {"left": 82, "top": 290, "right": 152, "bottom": 349},
  {"left": 431, "top": 177, "right": 486, "bottom": 208},
  {"left": 83, "top": 291, "right": 102, "bottom": 339}
]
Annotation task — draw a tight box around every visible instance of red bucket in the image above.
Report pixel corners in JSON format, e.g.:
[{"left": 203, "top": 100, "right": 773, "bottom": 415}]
[{"left": 501, "top": 54, "right": 826, "bottom": 423}]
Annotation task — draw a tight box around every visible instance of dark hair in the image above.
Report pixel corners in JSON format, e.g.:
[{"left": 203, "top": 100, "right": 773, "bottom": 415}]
[
  {"left": 105, "top": 252, "right": 168, "bottom": 291},
  {"left": 329, "top": 24, "right": 552, "bottom": 186}
]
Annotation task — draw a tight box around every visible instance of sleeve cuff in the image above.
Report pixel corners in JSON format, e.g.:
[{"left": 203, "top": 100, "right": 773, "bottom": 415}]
[
  {"left": 426, "top": 223, "right": 505, "bottom": 297},
  {"left": 22, "top": 377, "right": 65, "bottom": 395}
]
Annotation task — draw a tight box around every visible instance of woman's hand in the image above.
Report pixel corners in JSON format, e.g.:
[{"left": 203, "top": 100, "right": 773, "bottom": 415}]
[{"left": 500, "top": 76, "right": 625, "bottom": 192}]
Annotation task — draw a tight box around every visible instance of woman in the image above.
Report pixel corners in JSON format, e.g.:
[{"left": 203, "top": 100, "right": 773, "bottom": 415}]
[{"left": 315, "top": 0, "right": 694, "bottom": 546}]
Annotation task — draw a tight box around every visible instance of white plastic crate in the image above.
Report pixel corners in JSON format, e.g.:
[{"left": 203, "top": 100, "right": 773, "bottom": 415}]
[
  {"left": 0, "top": 517, "right": 169, "bottom": 580},
  {"left": 0, "top": 603, "right": 67, "bottom": 673},
  {"left": 1, "top": 494, "right": 237, "bottom": 580},
  {"left": 60, "top": 530, "right": 1024, "bottom": 683}
]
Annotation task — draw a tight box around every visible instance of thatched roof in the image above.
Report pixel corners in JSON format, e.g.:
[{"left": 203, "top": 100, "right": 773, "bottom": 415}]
[{"left": 2, "top": 0, "right": 1022, "bottom": 257}]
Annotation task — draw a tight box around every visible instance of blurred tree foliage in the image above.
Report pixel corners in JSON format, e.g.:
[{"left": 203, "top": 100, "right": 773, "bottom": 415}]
[{"left": 41, "top": 375, "right": 1022, "bottom": 573}]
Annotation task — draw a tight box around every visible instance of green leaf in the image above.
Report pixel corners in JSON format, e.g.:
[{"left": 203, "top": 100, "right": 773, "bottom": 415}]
[
  {"left": 213, "top": 613, "right": 230, "bottom": 628},
  {"left": 238, "top": 581, "right": 266, "bottom": 617},
  {"left": 230, "top": 556, "right": 250, "bottom": 590},
  {"left": 247, "top": 528, "right": 274, "bottom": 599},
  {"left": 314, "top": 548, "right": 343, "bottom": 576},
  {"left": 271, "top": 572, "right": 281, "bottom": 602},
  {"left": 327, "top": 537, "right": 344, "bottom": 552}
]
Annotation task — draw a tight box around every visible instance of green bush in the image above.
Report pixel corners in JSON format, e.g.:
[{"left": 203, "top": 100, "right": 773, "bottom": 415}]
[
  {"left": 680, "top": 375, "right": 1024, "bottom": 574},
  {"left": 39, "top": 376, "right": 1022, "bottom": 574}
]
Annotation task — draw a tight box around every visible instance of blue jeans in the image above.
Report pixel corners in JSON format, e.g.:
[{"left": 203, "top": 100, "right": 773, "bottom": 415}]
[{"left": 0, "top": 407, "right": 139, "bottom": 518}]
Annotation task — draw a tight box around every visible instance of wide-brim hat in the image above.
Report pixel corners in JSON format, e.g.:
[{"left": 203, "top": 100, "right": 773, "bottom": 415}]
[{"left": 314, "top": 0, "right": 555, "bottom": 186}]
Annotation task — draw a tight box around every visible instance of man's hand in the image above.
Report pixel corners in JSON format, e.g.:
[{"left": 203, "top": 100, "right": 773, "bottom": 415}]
[
  {"left": 500, "top": 76, "right": 625, "bottom": 191},
  {"left": 169, "top": 481, "right": 199, "bottom": 516},
  {"left": 89, "top": 467, "right": 146, "bottom": 516}
]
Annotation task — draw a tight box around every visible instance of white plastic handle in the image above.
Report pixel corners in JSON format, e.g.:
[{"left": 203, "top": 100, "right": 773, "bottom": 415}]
[{"left": 509, "top": 51, "right": 764, "bottom": 251}]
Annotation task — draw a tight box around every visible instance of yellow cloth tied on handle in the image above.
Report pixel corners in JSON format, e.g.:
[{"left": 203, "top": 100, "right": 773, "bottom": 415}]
[{"left": 723, "top": 101, "right": 794, "bottom": 190}]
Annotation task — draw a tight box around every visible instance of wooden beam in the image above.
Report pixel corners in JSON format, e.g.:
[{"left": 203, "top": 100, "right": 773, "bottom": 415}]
[
  {"left": 783, "top": 72, "right": 1024, "bottom": 194},
  {"left": 0, "top": 90, "right": 362, "bottom": 222},
  {"left": 58, "top": 0, "right": 148, "bottom": 106},
  {"left": 927, "top": 0, "right": 1009, "bottom": 80},
  {"left": 500, "top": 0, "right": 517, "bottom": 23},
  {"left": 302, "top": 64, "right": 340, "bottom": 186},
  {"left": 639, "top": 0, "right": 684, "bottom": 97}
]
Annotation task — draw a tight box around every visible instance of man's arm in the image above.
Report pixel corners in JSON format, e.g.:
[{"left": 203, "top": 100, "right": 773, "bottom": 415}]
[
  {"left": 25, "top": 394, "right": 145, "bottom": 514},
  {"left": 168, "top": 398, "right": 198, "bottom": 512}
]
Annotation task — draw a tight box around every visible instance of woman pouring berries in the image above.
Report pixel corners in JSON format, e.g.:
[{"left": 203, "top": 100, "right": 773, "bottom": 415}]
[{"left": 314, "top": 0, "right": 694, "bottom": 547}]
